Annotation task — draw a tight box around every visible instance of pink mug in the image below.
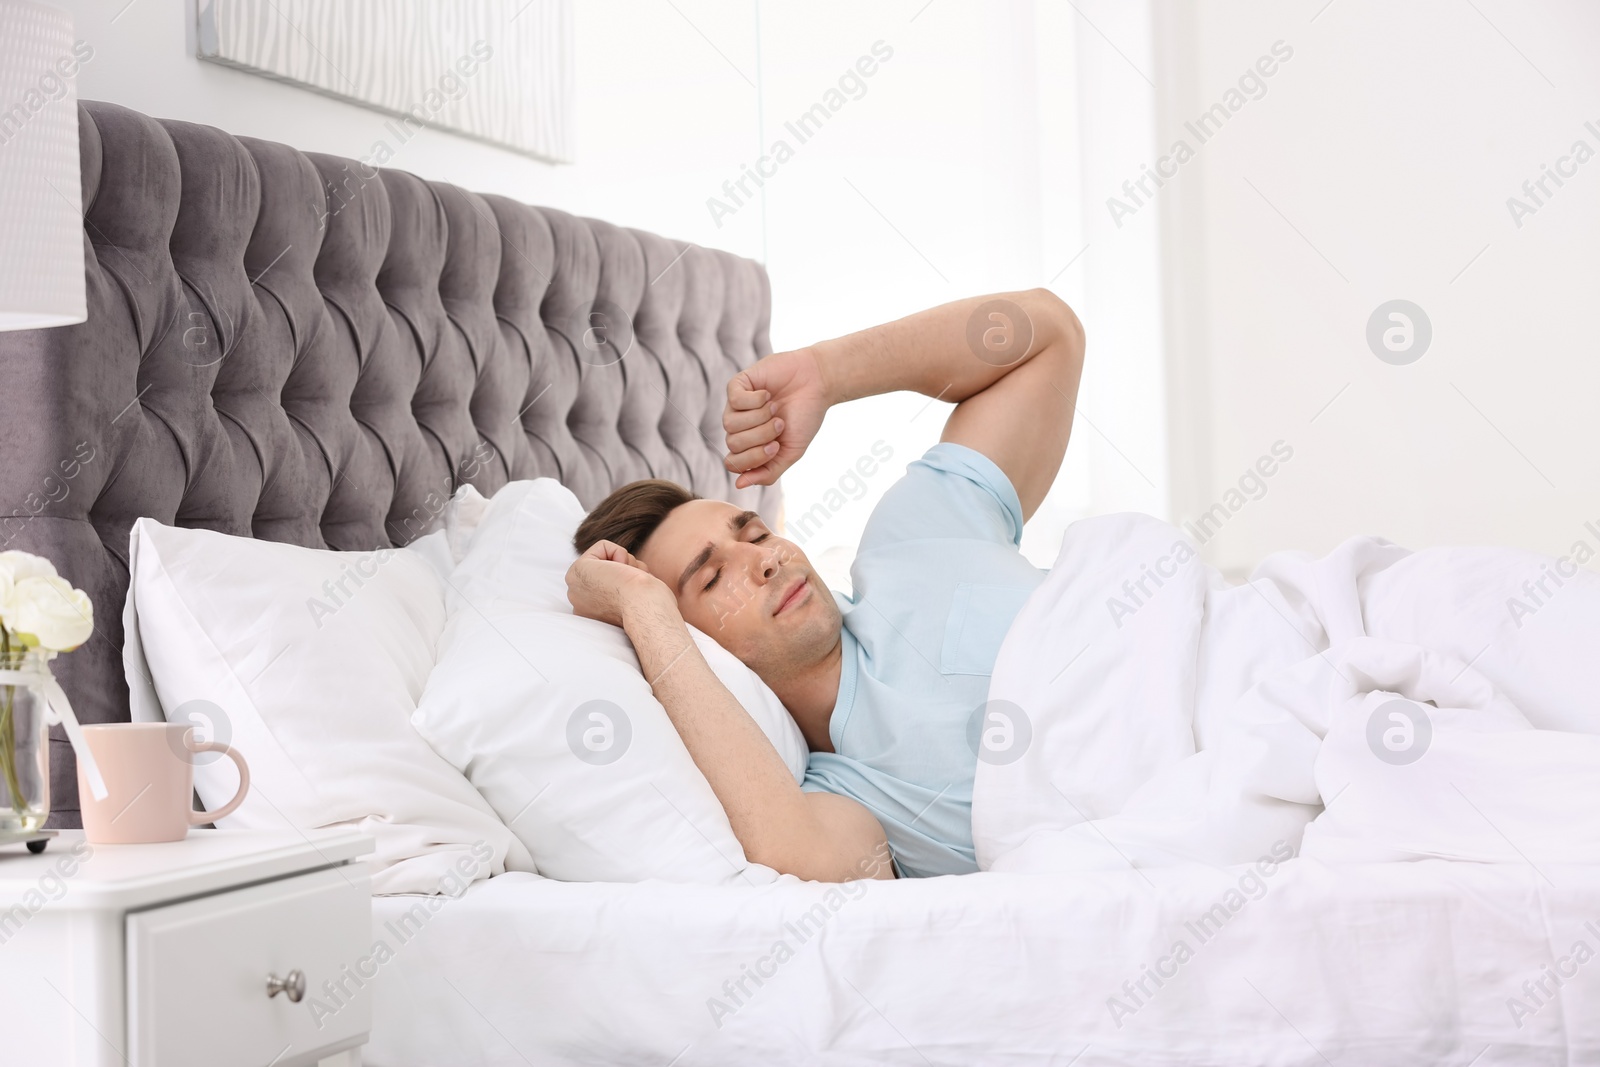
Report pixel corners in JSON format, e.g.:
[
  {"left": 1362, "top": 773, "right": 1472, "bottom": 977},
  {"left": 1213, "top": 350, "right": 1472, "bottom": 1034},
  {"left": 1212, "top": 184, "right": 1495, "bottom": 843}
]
[{"left": 77, "top": 723, "right": 250, "bottom": 844}]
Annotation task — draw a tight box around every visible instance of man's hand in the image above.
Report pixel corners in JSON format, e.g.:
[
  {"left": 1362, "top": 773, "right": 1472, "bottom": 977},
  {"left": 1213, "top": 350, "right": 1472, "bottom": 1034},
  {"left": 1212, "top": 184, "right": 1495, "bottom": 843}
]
[
  {"left": 723, "top": 347, "right": 830, "bottom": 489},
  {"left": 565, "top": 540, "right": 676, "bottom": 627}
]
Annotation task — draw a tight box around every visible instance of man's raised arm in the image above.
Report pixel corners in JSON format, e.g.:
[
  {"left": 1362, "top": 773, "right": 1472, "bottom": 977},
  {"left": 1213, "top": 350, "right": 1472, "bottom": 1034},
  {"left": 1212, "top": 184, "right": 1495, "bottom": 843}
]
[{"left": 723, "top": 290, "right": 1085, "bottom": 520}]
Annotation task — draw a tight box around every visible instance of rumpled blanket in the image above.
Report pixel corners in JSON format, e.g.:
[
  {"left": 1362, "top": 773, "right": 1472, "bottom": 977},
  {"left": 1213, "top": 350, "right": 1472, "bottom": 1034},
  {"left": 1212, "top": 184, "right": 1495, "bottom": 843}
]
[{"left": 973, "top": 514, "right": 1600, "bottom": 872}]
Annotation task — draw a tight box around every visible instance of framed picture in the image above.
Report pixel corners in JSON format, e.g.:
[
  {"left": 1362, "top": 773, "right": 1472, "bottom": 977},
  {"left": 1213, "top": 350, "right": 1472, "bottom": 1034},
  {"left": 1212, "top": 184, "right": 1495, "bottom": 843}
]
[{"left": 197, "top": 0, "right": 574, "bottom": 163}]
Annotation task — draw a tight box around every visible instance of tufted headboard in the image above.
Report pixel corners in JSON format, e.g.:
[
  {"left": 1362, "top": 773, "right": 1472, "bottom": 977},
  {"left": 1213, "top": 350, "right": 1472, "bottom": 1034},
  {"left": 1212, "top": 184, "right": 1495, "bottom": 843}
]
[{"left": 0, "top": 101, "right": 780, "bottom": 827}]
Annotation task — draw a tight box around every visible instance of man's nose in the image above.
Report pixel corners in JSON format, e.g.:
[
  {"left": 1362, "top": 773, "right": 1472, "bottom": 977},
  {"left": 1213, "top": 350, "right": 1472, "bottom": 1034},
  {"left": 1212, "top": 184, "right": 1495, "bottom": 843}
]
[{"left": 753, "top": 543, "right": 781, "bottom": 584}]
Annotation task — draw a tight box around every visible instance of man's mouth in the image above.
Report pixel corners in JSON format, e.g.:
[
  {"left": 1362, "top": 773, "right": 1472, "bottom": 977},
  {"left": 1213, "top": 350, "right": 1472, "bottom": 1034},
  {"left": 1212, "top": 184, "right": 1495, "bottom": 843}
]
[{"left": 774, "top": 577, "right": 809, "bottom": 615}]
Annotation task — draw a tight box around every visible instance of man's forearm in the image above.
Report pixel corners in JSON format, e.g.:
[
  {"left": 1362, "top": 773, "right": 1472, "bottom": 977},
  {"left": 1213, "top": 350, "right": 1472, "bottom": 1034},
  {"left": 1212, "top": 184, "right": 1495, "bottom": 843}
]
[
  {"left": 620, "top": 595, "right": 829, "bottom": 873},
  {"left": 811, "top": 288, "right": 1077, "bottom": 407}
]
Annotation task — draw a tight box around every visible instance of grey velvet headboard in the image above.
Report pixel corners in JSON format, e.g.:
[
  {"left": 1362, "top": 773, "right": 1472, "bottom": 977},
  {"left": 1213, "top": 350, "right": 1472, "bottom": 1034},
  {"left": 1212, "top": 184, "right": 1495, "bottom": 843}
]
[{"left": 0, "top": 101, "right": 780, "bottom": 827}]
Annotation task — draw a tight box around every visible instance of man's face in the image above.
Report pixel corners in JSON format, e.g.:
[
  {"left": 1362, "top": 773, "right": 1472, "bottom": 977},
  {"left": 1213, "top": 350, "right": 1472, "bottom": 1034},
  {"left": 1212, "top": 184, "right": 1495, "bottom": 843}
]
[{"left": 635, "top": 500, "right": 841, "bottom": 678}]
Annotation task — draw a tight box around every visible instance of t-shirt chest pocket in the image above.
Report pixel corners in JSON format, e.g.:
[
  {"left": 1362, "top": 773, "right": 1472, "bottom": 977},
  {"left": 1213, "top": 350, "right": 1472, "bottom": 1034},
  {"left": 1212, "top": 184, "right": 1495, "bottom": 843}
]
[{"left": 939, "top": 583, "right": 1036, "bottom": 676}]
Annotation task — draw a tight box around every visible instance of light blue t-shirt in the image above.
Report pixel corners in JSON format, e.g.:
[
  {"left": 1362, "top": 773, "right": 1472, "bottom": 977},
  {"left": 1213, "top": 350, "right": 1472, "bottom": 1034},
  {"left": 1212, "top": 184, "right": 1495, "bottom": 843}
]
[{"left": 801, "top": 442, "right": 1045, "bottom": 878}]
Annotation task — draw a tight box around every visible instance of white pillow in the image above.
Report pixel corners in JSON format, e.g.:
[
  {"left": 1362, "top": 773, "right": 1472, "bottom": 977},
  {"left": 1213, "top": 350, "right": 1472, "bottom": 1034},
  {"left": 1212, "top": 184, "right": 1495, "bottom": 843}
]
[
  {"left": 411, "top": 479, "right": 810, "bottom": 883},
  {"left": 123, "top": 517, "right": 530, "bottom": 895}
]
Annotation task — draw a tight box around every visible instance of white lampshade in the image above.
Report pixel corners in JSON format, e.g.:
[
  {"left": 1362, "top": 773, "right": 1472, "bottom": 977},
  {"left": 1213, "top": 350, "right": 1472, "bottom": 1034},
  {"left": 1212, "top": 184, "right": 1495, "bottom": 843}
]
[{"left": 0, "top": 0, "right": 86, "bottom": 331}]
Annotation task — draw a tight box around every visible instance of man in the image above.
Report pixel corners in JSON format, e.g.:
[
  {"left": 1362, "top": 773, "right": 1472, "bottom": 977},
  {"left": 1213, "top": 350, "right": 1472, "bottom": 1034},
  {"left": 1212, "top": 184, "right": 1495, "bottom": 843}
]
[{"left": 564, "top": 291, "right": 1085, "bottom": 881}]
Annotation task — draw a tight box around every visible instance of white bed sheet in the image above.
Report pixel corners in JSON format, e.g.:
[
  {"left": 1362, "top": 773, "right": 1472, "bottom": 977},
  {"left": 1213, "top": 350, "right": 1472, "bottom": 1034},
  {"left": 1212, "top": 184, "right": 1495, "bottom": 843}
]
[{"left": 363, "top": 862, "right": 1600, "bottom": 1067}]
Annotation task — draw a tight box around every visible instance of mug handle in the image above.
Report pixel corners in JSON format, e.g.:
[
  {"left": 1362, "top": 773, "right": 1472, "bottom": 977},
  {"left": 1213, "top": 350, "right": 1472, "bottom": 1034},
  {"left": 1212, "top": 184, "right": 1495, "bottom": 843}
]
[{"left": 188, "top": 739, "right": 251, "bottom": 825}]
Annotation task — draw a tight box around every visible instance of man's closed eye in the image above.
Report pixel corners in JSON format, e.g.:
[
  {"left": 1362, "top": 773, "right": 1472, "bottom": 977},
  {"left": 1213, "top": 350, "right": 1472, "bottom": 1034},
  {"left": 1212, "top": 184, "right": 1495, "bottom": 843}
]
[{"left": 703, "top": 533, "right": 770, "bottom": 592}]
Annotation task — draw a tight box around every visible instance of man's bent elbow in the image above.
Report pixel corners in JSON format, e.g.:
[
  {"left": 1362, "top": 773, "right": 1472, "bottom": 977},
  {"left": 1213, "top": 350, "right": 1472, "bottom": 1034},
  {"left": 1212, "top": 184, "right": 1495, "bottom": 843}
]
[
  {"left": 749, "top": 845, "right": 892, "bottom": 883},
  {"left": 1021, "top": 287, "right": 1084, "bottom": 359},
  {"left": 747, "top": 827, "right": 895, "bottom": 882}
]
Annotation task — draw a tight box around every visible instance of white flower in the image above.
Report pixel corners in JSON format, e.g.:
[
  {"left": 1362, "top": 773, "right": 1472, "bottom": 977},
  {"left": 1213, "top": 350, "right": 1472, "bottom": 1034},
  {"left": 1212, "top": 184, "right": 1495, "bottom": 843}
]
[
  {"left": 0, "top": 553, "right": 92, "bottom": 652},
  {"left": 0, "top": 550, "right": 59, "bottom": 585}
]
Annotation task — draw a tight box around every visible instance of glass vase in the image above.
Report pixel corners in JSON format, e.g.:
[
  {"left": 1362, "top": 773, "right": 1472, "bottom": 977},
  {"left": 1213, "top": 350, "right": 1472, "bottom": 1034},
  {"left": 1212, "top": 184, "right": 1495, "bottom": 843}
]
[{"left": 0, "top": 648, "right": 51, "bottom": 833}]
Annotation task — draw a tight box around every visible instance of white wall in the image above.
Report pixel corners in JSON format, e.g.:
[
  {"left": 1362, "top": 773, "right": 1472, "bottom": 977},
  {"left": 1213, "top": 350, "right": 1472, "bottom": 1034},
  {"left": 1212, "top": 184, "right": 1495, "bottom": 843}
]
[
  {"left": 62, "top": 0, "right": 764, "bottom": 253},
  {"left": 56, "top": 0, "right": 1175, "bottom": 586},
  {"left": 1151, "top": 0, "right": 1600, "bottom": 576},
  {"left": 1063, "top": 0, "right": 1172, "bottom": 544}
]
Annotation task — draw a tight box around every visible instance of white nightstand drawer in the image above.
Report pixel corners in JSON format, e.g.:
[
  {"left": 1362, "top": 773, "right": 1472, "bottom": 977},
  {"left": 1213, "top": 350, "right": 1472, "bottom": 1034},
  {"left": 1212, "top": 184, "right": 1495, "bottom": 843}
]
[{"left": 126, "top": 865, "right": 372, "bottom": 1067}]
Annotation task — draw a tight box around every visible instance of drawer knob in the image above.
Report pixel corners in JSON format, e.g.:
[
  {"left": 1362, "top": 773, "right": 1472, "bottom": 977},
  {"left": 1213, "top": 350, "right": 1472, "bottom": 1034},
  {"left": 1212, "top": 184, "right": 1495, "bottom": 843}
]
[{"left": 266, "top": 970, "right": 306, "bottom": 1003}]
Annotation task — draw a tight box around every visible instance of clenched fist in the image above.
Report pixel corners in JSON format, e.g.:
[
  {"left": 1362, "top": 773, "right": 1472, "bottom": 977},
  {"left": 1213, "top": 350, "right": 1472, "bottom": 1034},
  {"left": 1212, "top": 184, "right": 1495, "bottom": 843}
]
[
  {"left": 723, "top": 347, "right": 830, "bottom": 489},
  {"left": 565, "top": 540, "right": 677, "bottom": 627}
]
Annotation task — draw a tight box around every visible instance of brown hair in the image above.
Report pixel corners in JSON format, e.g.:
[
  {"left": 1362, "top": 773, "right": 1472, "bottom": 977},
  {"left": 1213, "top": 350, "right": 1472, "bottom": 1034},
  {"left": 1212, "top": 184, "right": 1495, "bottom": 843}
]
[{"left": 573, "top": 479, "right": 698, "bottom": 556}]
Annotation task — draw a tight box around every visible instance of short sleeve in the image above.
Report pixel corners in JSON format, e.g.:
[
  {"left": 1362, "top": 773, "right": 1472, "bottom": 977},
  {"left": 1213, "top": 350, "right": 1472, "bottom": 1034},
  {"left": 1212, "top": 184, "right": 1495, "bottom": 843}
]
[{"left": 856, "top": 442, "right": 1024, "bottom": 555}]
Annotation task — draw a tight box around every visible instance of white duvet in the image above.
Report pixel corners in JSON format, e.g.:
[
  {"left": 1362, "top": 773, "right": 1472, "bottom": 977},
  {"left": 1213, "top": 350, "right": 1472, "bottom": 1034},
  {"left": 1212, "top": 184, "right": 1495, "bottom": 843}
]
[{"left": 974, "top": 513, "right": 1600, "bottom": 874}]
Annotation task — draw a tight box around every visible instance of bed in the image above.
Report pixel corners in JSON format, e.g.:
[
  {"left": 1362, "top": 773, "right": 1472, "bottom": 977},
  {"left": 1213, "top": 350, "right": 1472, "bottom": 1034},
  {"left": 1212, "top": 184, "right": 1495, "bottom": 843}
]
[{"left": 4, "top": 101, "right": 1597, "bottom": 1066}]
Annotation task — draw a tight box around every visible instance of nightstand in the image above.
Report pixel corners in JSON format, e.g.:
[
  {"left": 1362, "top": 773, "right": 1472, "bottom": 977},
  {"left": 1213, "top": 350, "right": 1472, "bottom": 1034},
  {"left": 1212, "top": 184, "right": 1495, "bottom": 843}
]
[{"left": 0, "top": 828, "right": 375, "bottom": 1067}]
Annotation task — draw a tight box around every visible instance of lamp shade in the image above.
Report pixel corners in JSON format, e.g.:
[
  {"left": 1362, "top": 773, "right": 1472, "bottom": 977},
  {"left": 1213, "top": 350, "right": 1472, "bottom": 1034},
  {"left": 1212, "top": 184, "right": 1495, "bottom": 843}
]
[{"left": 0, "top": 0, "right": 86, "bottom": 331}]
